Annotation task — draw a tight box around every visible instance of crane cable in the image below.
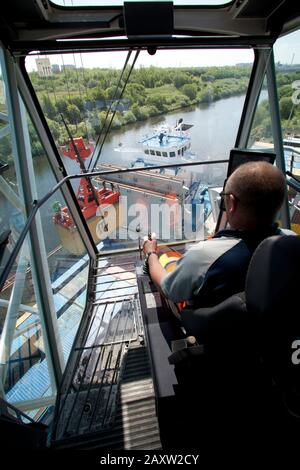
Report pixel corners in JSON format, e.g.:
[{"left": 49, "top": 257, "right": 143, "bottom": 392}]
[
  {"left": 91, "top": 49, "right": 140, "bottom": 172},
  {"left": 88, "top": 49, "right": 132, "bottom": 171},
  {"left": 79, "top": 52, "right": 93, "bottom": 142},
  {"left": 88, "top": 48, "right": 140, "bottom": 172},
  {"left": 87, "top": 48, "right": 133, "bottom": 171},
  {"left": 73, "top": 51, "right": 89, "bottom": 139},
  {"left": 61, "top": 54, "right": 71, "bottom": 101},
  {"left": 60, "top": 113, "right": 109, "bottom": 231}
]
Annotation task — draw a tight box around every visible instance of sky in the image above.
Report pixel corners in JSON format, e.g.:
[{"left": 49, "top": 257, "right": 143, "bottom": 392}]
[
  {"left": 26, "top": 48, "right": 254, "bottom": 71},
  {"left": 25, "top": 29, "right": 300, "bottom": 72}
]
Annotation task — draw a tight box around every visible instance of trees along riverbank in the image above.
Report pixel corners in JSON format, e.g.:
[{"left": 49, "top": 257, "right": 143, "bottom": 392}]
[
  {"left": 28, "top": 65, "right": 251, "bottom": 150},
  {"left": 249, "top": 68, "right": 300, "bottom": 145},
  {"left": 1, "top": 65, "right": 299, "bottom": 163}
]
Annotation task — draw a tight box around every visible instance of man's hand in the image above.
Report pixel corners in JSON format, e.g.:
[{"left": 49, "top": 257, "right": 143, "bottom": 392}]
[
  {"left": 143, "top": 238, "right": 157, "bottom": 254},
  {"left": 142, "top": 237, "right": 167, "bottom": 287}
]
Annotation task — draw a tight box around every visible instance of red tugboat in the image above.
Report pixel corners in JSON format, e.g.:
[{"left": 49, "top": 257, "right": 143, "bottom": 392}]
[{"left": 53, "top": 137, "right": 122, "bottom": 255}]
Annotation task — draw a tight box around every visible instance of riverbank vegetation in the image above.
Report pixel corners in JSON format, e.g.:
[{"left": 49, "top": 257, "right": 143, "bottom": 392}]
[
  {"left": 2, "top": 64, "right": 299, "bottom": 164},
  {"left": 249, "top": 68, "right": 300, "bottom": 145},
  {"left": 29, "top": 65, "right": 251, "bottom": 146}
]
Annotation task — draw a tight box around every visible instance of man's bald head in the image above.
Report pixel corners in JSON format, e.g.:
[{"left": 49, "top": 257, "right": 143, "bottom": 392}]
[{"left": 224, "top": 161, "right": 286, "bottom": 228}]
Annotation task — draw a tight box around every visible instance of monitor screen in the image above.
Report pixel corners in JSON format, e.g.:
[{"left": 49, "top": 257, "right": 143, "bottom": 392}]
[
  {"left": 227, "top": 148, "right": 276, "bottom": 176},
  {"left": 219, "top": 148, "right": 277, "bottom": 213}
]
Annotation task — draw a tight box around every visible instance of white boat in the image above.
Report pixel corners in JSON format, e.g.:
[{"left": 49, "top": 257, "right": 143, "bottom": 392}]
[{"left": 132, "top": 119, "right": 196, "bottom": 170}]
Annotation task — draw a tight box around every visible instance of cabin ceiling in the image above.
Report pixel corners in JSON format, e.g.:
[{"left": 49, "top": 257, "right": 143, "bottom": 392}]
[{"left": 0, "top": 0, "right": 299, "bottom": 53}]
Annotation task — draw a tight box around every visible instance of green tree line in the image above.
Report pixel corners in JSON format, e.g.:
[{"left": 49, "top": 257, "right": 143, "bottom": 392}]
[
  {"left": 29, "top": 65, "right": 251, "bottom": 148},
  {"left": 2, "top": 65, "right": 299, "bottom": 164},
  {"left": 249, "top": 68, "right": 300, "bottom": 144}
]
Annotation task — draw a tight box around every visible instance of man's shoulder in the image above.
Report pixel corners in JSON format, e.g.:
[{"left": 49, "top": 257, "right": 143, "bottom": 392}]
[
  {"left": 189, "top": 232, "right": 243, "bottom": 251},
  {"left": 184, "top": 235, "right": 244, "bottom": 265},
  {"left": 278, "top": 228, "right": 297, "bottom": 236}
]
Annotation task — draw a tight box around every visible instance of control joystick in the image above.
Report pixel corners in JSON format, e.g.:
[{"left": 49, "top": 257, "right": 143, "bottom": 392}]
[{"left": 143, "top": 232, "right": 156, "bottom": 274}]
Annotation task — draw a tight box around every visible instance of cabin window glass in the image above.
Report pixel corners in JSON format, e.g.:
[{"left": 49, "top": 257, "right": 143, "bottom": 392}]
[
  {"left": 274, "top": 28, "right": 300, "bottom": 235},
  {"left": 25, "top": 47, "right": 253, "bottom": 248},
  {"left": 0, "top": 49, "right": 91, "bottom": 419},
  {"left": 0, "top": 233, "right": 55, "bottom": 410},
  {"left": 0, "top": 55, "right": 26, "bottom": 267},
  {"left": 156, "top": 151, "right": 161, "bottom": 156},
  {"left": 0, "top": 53, "right": 54, "bottom": 412},
  {"left": 0, "top": 50, "right": 88, "bottom": 419},
  {"left": 27, "top": 121, "right": 89, "bottom": 347},
  {"left": 247, "top": 76, "right": 272, "bottom": 151}
]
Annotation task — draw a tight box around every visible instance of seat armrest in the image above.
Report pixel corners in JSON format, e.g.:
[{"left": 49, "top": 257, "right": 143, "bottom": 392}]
[{"left": 168, "top": 337, "right": 204, "bottom": 365}]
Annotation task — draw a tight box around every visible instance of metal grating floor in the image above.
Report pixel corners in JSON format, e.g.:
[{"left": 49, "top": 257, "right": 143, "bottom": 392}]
[{"left": 52, "top": 253, "right": 161, "bottom": 450}]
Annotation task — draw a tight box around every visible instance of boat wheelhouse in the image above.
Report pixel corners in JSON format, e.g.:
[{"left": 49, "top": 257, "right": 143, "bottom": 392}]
[{"left": 134, "top": 122, "right": 195, "bottom": 169}]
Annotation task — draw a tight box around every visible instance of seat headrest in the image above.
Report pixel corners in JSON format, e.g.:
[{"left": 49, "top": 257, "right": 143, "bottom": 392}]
[{"left": 246, "top": 234, "right": 300, "bottom": 328}]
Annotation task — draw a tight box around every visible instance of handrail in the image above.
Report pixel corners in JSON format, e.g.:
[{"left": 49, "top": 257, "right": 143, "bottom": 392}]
[
  {"left": 0, "top": 396, "right": 35, "bottom": 424},
  {"left": 283, "top": 146, "right": 300, "bottom": 156},
  {"left": 286, "top": 171, "right": 300, "bottom": 193},
  {"left": 0, "top": 158, "right": 228, "bottom": 292},
  {"left": 97, "top": 237, "right": 205, "bottom": 258}
]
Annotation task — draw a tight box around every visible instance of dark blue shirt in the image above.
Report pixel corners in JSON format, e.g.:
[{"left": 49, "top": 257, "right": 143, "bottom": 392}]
[{"left": 161, "top": 224, "right": 283, "bottom": 307}]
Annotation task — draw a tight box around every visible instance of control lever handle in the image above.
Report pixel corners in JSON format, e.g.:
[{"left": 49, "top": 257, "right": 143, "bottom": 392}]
[{"left": 143, "top": 232, "right": 156, "bottom": 274}]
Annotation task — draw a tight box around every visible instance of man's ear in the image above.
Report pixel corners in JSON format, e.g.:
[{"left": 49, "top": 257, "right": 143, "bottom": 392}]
[{"left": 228, "top": 194, "right": 238, "bottom": 213}]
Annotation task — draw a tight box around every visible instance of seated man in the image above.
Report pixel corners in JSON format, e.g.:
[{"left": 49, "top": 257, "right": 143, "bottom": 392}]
[{"left": 143, "top": 161, "right": 291, "bottom": 309}]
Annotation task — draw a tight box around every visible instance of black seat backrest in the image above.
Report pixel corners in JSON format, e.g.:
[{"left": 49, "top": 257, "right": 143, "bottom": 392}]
[
  {"left": 181, "top": 235, "right": 300, "bottom": 390},
  {"left": 177, "top": 234, "right": 300, "bottom": 441},
  {"left": 246, "top": 235, "right": 300, "bottom": 398}
]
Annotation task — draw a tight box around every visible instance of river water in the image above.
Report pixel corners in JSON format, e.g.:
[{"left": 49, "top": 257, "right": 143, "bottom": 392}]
[
  {"left": 93, "top": 93, "right": 245, "bottom": 165},
  {"left": 11, "top": 93, "right": 248, "bottom": 253}
]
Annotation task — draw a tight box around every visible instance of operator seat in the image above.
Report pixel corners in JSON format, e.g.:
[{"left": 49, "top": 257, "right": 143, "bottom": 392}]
[
  {"left": 176, "top": 235, "right": 300, "bottom": 447},
  {"left": 246, "top": 234, "right": 300, "bottom": 417}
]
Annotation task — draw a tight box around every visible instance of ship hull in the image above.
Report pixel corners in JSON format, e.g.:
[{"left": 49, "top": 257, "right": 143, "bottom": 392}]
[{"left": 55, "top": 202, "right": 123, "bottom": 255}]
